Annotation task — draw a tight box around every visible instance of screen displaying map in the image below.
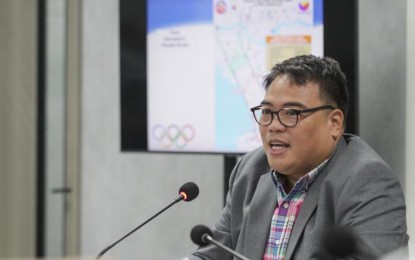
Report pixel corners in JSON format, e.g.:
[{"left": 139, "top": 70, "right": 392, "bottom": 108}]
[{"left": 147, "top": 0, "right": 323, "bottom": 153}]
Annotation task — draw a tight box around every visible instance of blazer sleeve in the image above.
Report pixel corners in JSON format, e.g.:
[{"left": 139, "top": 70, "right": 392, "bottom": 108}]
[
  {"left": 314, "top": 135, "right": 409, "bottom": 259},
  {"left": 185, "top": 153, "right": 247, "bottom": 260},
  {"left": 289, "top": 136, "right": 408, "bottom": 260},
  {"left": 334, "top": 158, "right": 409, "bottom": 259},
  {"left": 186, "top": 147, "right": 270, "bottom": 260}
]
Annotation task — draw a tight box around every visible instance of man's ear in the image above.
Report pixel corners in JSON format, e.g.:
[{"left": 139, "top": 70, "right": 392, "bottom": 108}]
[{"left": 329, "top": 109, "right": 344, "bottom": 140}]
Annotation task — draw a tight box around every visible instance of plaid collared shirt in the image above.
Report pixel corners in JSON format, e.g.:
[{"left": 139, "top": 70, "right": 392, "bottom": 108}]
[{"left": 262, "top": 160, "right": 328, "bottom": 260}]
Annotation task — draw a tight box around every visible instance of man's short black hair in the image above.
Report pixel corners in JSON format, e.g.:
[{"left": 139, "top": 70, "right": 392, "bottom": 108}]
[{"left": 264, "top": 55, "right": 349, "bottom": 119}]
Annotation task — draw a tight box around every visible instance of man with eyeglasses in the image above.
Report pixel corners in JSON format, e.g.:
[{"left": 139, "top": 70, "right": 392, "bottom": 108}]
[{"left": 186, "top": 55, "right": 408, "bottom": 260}]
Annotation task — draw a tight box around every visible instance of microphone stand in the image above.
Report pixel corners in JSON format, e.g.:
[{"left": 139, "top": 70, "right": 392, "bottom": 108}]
[
  {"left": 96, "top": 194, "right": 184, "bottom": 259},
  {"left": 204, "top": 234, "right": 251, "bottom": 260}
]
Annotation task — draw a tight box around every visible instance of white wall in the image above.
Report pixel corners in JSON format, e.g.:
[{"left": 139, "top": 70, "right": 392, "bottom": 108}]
[{"left": 80, "top": 1, "right": 224, "bottom": 259}]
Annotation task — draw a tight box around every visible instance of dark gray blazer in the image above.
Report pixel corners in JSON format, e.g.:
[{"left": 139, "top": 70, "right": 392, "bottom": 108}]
[{"left": 188, "top": 134, "right": 408, "bottom": 260}]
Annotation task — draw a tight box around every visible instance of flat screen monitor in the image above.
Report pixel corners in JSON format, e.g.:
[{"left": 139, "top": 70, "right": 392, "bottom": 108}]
[{"left": 120, "top": 0, "right": 357, "bottom": 154}]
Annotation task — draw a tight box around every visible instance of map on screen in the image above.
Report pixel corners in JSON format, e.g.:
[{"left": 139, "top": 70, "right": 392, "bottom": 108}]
[{"left": 147, "top": 0, "right": 323, "bottom": 153}]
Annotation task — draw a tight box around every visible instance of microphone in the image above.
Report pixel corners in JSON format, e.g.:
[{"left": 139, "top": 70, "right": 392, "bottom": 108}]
[
  {"left": 96, "top": 182, "right": 199, "bottom": 259},
  {"left": 190, "top": 225, "right": 251, "bottom": 260}
]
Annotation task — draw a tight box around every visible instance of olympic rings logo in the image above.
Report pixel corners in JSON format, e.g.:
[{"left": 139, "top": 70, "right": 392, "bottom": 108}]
[{"left": 152, "top": 124, "right": 196, "bottom": 149}]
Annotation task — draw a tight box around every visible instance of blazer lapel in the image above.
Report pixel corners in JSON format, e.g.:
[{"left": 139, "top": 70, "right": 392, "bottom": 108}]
[
  {"left": 284, "top": 174, "right": 322, "bottom": 259},
  {"left": 284, "top": 138, "right": 347, "bottom": 259},
  {"left": 242, "top": 173, "right": 278, "bottom": 259}
]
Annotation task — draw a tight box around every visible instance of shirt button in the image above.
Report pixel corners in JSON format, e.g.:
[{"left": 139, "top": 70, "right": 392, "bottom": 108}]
[
  {"left": 283, "top": 203, "right": 289, "bottom": 209},
  {"left": 275, "top": 239, "right": 280, "bottom": 245}
]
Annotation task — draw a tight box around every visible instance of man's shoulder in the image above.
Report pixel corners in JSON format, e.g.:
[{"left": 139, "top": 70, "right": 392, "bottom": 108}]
[
  {"left": 230, "top": 146, "right": 270, "bottom": 183},
  {"left": 243, "top": 146, "right": 267, "bottom": 159},
  {"left": 238, "top": 146, "right": 269, "bottom": 170},
  {"left": 331, "top": 134, "right": 395, "bottom": 177},
  {"left": 340, "top": 134, "right": 385, "bottom": 161}
]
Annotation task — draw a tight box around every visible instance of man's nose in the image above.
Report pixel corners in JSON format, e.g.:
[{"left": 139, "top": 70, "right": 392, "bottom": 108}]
[{"left": 268, "top": 113, "right": 287, "bottom": 131}]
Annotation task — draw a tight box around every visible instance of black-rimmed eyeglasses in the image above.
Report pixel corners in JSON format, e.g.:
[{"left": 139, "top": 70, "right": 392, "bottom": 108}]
[{"left": 250, "top": 105, "right": 335, "bottom": 127}]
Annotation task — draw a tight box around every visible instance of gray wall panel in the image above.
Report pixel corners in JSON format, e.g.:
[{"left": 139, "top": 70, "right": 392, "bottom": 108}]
[
  {"left": 358, "top": 0, "right": 406, "bottom": 186},
  {"left": 80, "top": 1, "right": 224, "bottom": 259},
  {"left": 0, "top": 0, "right": 37, "bottom": 257}
]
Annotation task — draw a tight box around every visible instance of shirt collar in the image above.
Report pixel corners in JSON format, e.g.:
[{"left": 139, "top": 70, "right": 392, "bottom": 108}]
[{"left": 271, "top": 157, "right": 330, "bottom": 196}]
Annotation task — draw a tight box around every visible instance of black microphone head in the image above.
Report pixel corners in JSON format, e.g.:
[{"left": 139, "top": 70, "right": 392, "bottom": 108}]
[
  {"left": 191, "top": 225, "right": 213, "bottom": 246},
  {"left": 179, "top": 182, "right": 199, "bottom": 201},
  {"left": 323, "top": 226, "right": 358, "bottom": 258}
]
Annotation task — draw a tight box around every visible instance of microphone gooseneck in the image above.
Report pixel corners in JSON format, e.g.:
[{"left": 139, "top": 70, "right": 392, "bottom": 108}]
[
  {"left": 190, "top": 225, "right": 251, "bottom": 260},
  {"left": 96, "top": 182, "right": 199, "bottom": 259}
]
